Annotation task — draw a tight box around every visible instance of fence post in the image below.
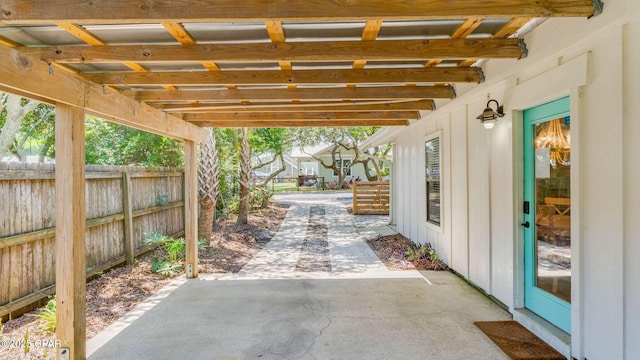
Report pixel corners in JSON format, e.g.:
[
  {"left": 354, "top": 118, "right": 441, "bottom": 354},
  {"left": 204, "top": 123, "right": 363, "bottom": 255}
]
[
  {"left": 353, "top": 182, "right": 358, "bottom": 215},
  {"left": 122, "top": 172, "right": 135, "bottom": 265}
]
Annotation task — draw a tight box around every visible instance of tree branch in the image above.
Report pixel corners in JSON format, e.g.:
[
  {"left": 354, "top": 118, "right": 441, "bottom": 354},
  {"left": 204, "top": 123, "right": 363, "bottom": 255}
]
[
  {"left": 261, "top": 153, "right": 286, "bottom": 186},
  {"left": 252, "top": 153, "right": 280, "bottom": 171}
]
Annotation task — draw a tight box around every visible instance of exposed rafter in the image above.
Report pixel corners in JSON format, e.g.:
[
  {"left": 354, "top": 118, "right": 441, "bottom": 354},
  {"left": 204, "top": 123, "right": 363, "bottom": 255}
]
[
  {"left": 353, "top": 19, "right": 383, "bottom": 70},
  {"left": 494, "top": 17, "right": 534, "bottom": 37},
  {"left": 0, "top": 43, "right": 204, "bottom": 141},
  {"left": 86, "top": 67, "right": 482, "bottom": 86},
  {"left": 160, "top": 21, "right": 237, "bottom": 90},
  {"left": 24, "top": 38, "right": 525, "bottom": 64},
  {"left": 0, "top": 34, "right": 20, "bottom": 47},
  {"left": 130, "top": 85, "right": 455, "bottom": 102},
  {"left": 0, "top": 0, "right": 601, "bottom": 24},
  {"left": 161, "top": 22, "right": 195, "bottom": 45},
  {"left": 191, "top": 119, "right": 410, "bottom": 128},
  {"left": 426, "top": 18, "right": 483, "bottom": 67},
  {"left": 157, "top": 99, "right": 436, "bottom": 112},
  {"left": 56, "top": 22, "right": 178, "bottom": 90},
  {"left": 183, "top": 111, "right": 419, "bottom": 122},
  {"left": 264, "top": 19, "right": 296, "bottom": 91}
]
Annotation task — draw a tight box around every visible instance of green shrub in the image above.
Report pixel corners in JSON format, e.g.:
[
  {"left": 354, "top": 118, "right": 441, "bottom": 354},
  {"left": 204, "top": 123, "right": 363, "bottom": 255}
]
[
  {"left": 151, "top": 260, "right": 183, "bottom": 277},
  {"left": 144, "top": 232, "right": 209, "bottom": 276},
  {"left": 405, "top": 245, "right": 428, "bottom": 261},
  {"left": 405, "top": 243, "right": 439, "bottom": 263},
  {"left": 29, "top": 297, "right": 56, "bottom": 333}
]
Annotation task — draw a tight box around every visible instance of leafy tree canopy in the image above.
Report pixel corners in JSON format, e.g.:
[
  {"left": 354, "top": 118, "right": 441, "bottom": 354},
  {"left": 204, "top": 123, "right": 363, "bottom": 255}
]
[
  {"left": 84, "top": 116, "right": 184, "bottom": 167},
  {"left": 290, "top": 126, "right": 390, "bottom": 184}
]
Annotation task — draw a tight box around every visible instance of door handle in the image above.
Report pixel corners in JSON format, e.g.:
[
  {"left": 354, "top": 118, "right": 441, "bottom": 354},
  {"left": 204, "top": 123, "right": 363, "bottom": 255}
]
[{"left": 521, "top": 221, "right": 530, "bottom": 228}]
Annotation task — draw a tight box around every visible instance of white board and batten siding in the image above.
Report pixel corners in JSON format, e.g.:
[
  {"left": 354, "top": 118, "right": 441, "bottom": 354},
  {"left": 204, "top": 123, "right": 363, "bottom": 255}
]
[{"left": 384, "top": 0, "right": 639, "bottom": 358}]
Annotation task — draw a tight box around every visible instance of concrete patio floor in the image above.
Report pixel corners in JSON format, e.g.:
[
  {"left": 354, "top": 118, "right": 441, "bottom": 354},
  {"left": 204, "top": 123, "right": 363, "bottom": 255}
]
[{"left": 87, "top": 194, "right": 511, "bottom": 360}]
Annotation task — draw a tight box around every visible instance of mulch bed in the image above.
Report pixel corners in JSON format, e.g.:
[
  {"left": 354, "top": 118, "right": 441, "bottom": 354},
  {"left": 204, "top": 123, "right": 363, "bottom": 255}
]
[
  {"left": 200, "top": 203, "right": 289, "bottom": 273},
  {"left": 0, "top": 203, "right": 289, "bottom": 360},
  {"left": 366, "top": 233, "right": 448, "bottom": 271}
]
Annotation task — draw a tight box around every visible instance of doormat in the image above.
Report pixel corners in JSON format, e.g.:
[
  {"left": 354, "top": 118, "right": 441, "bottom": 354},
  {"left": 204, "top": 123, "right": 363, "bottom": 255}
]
[{"left": 474, "top": 321, "right": 565, "bottom": 360}]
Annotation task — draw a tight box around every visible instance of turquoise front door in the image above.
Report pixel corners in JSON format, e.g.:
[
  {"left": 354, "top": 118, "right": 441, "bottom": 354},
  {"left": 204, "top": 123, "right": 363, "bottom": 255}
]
[{"left": 523, "top": 97, "right": 572, "bottom": 334}]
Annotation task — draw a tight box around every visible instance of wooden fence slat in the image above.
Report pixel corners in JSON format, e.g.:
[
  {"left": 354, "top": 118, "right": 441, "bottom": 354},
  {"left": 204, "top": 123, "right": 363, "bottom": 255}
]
[
  {"left": 0, "top": 248, "right": 10, "bottom": 305},
  {"left": 0, "top": 169, "right": 183, "bottom": 181},
  {"left": 0, "top": 204, "right": 185, "bottom": 250},
  {"left": 132, "top": 201, "right": 184, "bottom": 218},
  {"left": 10, "top": 245, "right": 21, "bottom": 302},
  {"left": 352, "top": 181, "right": 390, "bottom": 215},
  {"left": 122, "top": 172, "right": 134, "bottom": 265},
  {"left": 0, "top": 165, "right": 186, "bottom": 320}
]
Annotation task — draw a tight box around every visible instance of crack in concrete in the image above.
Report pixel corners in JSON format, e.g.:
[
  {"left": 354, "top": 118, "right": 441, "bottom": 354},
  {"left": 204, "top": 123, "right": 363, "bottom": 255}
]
[
  {"left": 299, "top": 282, "right": 333, "bottom": 360},
  {"left": 302, "top": 315, "right": 333, "bottom": 360}
]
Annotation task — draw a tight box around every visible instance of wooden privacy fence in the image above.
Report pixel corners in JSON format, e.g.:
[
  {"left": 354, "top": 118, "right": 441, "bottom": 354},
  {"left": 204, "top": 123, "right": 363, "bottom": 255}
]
[
  {"left": 352, "top": 181, "right": 390, "bottom": 215},
  {"left": 0, "top": 163, "right": 185, "bottom": 320}
]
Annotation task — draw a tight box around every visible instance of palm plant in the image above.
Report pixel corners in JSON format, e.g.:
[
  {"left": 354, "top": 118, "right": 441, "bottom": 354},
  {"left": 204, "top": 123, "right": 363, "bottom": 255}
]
[
  {"left": 237, "top": 127, "right": 251, "bottom": 224},
  {"left": 198, "top": 128, "right": 220, "bottom": 240}
]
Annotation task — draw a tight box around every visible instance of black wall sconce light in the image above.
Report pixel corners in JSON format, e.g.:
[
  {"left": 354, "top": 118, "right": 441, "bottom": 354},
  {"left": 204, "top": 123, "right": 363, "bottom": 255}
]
[{"left": 476, "top": 99, "right": 505, "bottom": 129}]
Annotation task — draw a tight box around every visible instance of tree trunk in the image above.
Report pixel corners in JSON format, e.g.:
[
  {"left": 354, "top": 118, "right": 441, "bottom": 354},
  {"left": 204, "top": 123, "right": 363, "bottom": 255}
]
[
  {"left": 8, "top": 143, "right": 26, "bottom": 162},
  {"left": 0, "top": 93, "right": 37, "bottom": 158},
  {"left": 360, "top": 157, "right": 380, "bottom": 182},
  {"left": 259, "top": 187, "right": 270, "bottom": 208},
  {"left": 38, "top": 137, "right": 54, "bottom": 163},
  {"left": 237, "top": 127, "right": 251, "bottom": 224},
  {"left": 255, "top": 153, "right": 286, "bottom": 208},
  {"left": 198, "top": 201, "right": 216, "bottom": 240},
  {"left": 197, "top": 128, "right": 220, "bottom": 240}
]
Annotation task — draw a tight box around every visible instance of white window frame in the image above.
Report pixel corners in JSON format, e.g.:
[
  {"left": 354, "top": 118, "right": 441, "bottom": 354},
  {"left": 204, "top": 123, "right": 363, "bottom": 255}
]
[
  {"left": 333, "top": 158, "right": 352, "bottom": 177},
  {"left": 424, "top": 132, "right": 442, "bottom": 227}
]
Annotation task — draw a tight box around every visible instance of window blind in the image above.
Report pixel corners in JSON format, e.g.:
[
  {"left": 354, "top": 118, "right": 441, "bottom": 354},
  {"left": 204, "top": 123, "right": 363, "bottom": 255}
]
[{"left": 425, "top": 138, "right": 441, "bottom": 225}]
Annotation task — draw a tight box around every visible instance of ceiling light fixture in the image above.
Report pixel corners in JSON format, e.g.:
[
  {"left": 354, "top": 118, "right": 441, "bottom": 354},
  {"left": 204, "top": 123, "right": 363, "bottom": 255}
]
[{"left": 476, "top": 99, "right": 505, "bottom": 129}]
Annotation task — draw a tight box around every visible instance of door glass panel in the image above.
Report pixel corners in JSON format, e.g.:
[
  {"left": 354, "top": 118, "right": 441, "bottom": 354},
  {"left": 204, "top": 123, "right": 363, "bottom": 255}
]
[{"left": 534, "top": 117, "right": 571, "bottom": 303}]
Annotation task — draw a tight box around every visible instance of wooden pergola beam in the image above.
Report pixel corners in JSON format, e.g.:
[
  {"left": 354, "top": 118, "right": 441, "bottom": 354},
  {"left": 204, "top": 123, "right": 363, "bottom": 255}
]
[
  {"left": 86, "top": 67, "right": 482, "bottom": 86},
  {"left": 0, "top": 45, "right": 205, "bottom": 142},
  {"left": 265, "top": 20, "right": 293, "bottom": 74},
  {"left": 56, "top": 22, "right": 178, "bottom": 91},
  {"left": 157, "top": 99, "right": 436, "bottom": 112},
  {"left": 193, "top": 119, "right": 410, "bottom": 128},
  {"left": 22, "top": 38, "right": 525, "bottom": 64},
  {"left": 130, "top": 85, "right": 455, "bottom": 102},
  {"left": 426, "top": 18, "right": 483, "bottom": 67},
  {"left": 0, "top": 0, "right": 601, "bottom": 24},
  {"left": 183, "top": 111, "right": 419, "bottom": 122},
  {"left": 353, "top": 19, "right": 383, "bottom": 70}
]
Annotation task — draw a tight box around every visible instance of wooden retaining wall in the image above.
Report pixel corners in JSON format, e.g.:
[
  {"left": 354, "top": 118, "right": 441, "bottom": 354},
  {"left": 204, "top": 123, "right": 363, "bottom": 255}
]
[
  {"left": 352, "top": 181, "right": 390, "bottom": 215},
  {"left": 0, "top": 163, "right": 184, "bottom": 320}
]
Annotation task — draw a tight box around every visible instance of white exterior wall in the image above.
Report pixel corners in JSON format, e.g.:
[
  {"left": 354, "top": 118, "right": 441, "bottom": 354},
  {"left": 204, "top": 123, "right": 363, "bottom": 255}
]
[
  {"left": 623, "top": 11, "right": 640, "bottom": 360},
  {"left": 387, "top": 0, "right": 639, "bottom": 358}
]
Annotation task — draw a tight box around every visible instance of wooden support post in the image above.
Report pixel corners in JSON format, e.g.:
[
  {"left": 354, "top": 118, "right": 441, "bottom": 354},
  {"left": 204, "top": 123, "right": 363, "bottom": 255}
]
[
  {"left": 121, "top": 172, "right": 135, "bottom": 265},
  {"left": 184, "top": 140, "right": 198, "bottom": 278},
  {"left": 54, "top": 104, "right": 86, "bottom": 360},
  {"left": 353, "top": 182, "right": 359, "bottom": 215}
]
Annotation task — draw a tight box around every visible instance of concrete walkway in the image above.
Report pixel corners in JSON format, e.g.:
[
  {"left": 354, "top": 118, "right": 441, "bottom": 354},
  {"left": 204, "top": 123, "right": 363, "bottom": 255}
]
[{"left": 87, "top": 194, "right": 511, "bottom": 360}]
